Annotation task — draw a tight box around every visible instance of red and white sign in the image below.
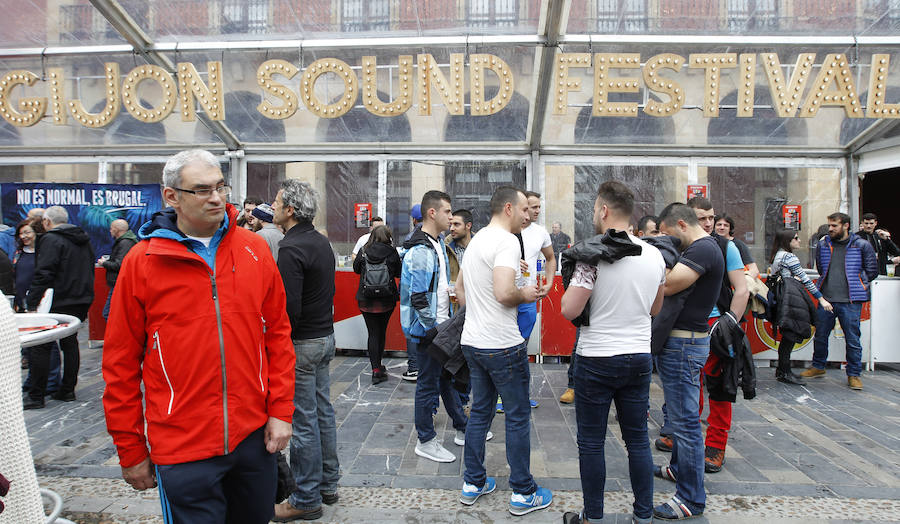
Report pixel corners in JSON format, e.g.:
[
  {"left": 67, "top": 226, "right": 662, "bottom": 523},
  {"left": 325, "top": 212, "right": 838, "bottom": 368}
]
[
  {"left": 783, "top": 204, "right": 802, "bottom": 230},
  {"left": 354, "top": 203, "right": 372, "bottom": 228},
  {"left": 686, "top": 184, "right": 708, "bottom": 201}
]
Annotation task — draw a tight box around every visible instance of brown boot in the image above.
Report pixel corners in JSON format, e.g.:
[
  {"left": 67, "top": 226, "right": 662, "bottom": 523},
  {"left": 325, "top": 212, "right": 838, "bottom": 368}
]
[
  {"left": 559, "top": 388, "right": 575, "bottom": 404},
  {"left": 273, "top": 502, "right": 323, "bottom": 521},
  {"left": 848, "top": 376, "right": 863, "bottom": 390},
  {"left": 704, "top": 446, "right": 725, "bottom": 473},
  {"left": 799, "top": 367, "right": 826, "bottom": 378}
]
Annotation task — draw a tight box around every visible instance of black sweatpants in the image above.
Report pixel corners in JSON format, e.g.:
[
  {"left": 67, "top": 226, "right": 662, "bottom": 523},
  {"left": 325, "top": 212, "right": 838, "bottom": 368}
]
[{"left": 155, "top": 426, "right": 276, "bottom": 524}]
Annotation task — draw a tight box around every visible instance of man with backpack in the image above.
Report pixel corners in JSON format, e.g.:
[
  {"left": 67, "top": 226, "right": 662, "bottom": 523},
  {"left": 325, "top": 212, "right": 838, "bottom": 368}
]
[
  {"left": 800, "top": 212, "right": 877, "bottom": 390},
  {"left": 401, "top": 190, "right": 469, "bottom": 463}
]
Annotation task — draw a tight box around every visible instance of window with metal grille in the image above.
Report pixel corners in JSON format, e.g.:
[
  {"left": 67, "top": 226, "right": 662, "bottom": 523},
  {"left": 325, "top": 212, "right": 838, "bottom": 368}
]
[
  {"left": 341, "top": 0, "right": 390, "bottom": 32},
  {"left": 596, "top": 0, "right": 648, "bottom": 33},
  {"left": 726, "top": 0, "right": 778, "bottom": 31},
  {"left": 467, "top": 0, "right": 518, "bottom": 28},
  {"left": 222, "top": 0, "right": 269, "bottom": 34}
]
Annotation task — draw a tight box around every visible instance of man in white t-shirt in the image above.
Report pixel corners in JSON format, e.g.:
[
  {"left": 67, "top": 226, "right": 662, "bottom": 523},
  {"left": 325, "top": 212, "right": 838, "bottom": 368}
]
[
  {"left": 516, "top": 192, "right": 556, "bottom": 335},
  {"left": 559, "top": 181, "right": 665, "bottom": 524},
  {"left": 501, "top": 191, "right": 556, "bottom": 412},
  {"left": 399, "top": 191, "right": 468, "bottom": 464},
  {"left": 455, "top": 186, "right": 553, "bottom": 516},
  {"left": 351, "top": 216, "right": 385, "bottom": 261}
]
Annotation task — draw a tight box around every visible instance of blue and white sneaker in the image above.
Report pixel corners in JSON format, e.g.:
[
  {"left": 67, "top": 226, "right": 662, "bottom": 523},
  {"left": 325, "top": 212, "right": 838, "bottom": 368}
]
[
  {"left": 509, "top": 486, "right": 553, "bottom": 516},
  {"left": 459, "top": 477, "right": 496, "bottom": 505},
  {"left": 530, "top": 399, "right": 539, "bottom": 409}
]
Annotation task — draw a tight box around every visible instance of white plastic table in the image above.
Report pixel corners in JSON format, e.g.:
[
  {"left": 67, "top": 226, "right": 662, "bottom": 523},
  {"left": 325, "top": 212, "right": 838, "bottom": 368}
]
[{"left": 15, "top": 313, "right": 81, "bottom": 348}]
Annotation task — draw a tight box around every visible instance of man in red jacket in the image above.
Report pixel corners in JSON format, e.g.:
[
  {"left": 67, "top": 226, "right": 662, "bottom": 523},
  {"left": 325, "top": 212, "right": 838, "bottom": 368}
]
[{"left": 102, "top": 149, "right": 295, "bottom": 524}]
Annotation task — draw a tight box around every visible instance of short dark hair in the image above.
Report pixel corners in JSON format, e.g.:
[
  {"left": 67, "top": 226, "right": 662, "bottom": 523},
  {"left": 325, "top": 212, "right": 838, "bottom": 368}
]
[
  {"left": 862, "top": 212, "right": 878, "bottom": 221},
  {"left": 421, "top": 190, "right": 451, "bottom": 217},
  {"left": 828, "top": 212, "right": 851, "bottom": 226},
  {"left": 658, "top": 203, "right": 699, "bottom": 227},
  {"left": 715, "top": 214, "right": 735, "bottom": 235},
  {"left": 371, "top": 216, "right": 384, "bottom": 223},
  {"left": 523, "top": 191, "right": 541, "bottom": 200},
  {"left": 243, "top": 196, "right": 263, "bottom": 206},
  {"left": 596, "top": 180, "right": 634, "bottom": 216},
  {"left": 686, "top": 197, "right": 713, "bottom": 211},
  {"left": 637, "top": 215, "right": 658, "bottom": 232},
  {"left": 490, "top": 186, "right": 524, "bottom": 216},
  {"left": 452, "top": 209, "right": 473, "bottom": 225}
]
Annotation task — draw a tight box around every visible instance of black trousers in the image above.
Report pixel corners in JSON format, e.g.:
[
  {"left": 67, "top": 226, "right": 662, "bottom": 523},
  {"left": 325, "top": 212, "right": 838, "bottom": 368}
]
[
  {"left": 26, "top": 342, "right": 59, "bottom": 401},
  {"left": 777, "top": 336, "right": 796, "bottom": 375},
  {"left": 44, "top": 304, "right": 90, "bottom": 396},
  {"left": 361, "top": 309, "right": 393, "bottom": 372},
  {"left": 156, "top": 426, "right": 276, "bottom": 524}
]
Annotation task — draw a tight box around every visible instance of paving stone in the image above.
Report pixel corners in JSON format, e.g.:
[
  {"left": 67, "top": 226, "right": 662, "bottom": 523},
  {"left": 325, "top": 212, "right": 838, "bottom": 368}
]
[
  {"left": 351, "top": 454, "right": 402, "bottom": 475},
  {"left": 337, "top": 411, "right": 379, "bottom": 443},
  {"left": 21, "top": 343, "right": 900, "bottom": 524},
  {"left": 363, "top": 422, "right": 416, "bottom": 453}
]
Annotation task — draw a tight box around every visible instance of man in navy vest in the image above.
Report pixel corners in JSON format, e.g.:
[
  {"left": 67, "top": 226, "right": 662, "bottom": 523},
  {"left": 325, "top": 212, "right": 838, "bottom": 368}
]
[{"left": 800, "top": 212, "right": 877, "bottom": 391}]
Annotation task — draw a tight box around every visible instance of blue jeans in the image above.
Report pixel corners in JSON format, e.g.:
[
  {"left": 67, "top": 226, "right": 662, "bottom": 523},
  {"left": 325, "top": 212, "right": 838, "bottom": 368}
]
[
  {"left": 461, "top": 343, "right": 536, "bottom": 495},
  {"left": 654, "top": 355, "right": 672, "bottom": 437},
  {"left": 289, "top": 334, "right": 340, "bottom": 510},
  {"left": 103, "top": 285, "right": 114, "bottom": 320},
  {"left": 406, "top": 336, "right": 418, "bottom": 372},
  {"left": 567, "top": 329, "right": 580, "bottom": 389},
  {"left": 656, "top": 335, "right": 709, "bottom": 513},
  {"left": 813, "top": 302, "right": 863, "bottom": 376},
  {"left": 412, "top": 337, "right": 468, "bottom": 443},
  {"left": 575, "top": 353, "right": 653, "bottom": 521}
]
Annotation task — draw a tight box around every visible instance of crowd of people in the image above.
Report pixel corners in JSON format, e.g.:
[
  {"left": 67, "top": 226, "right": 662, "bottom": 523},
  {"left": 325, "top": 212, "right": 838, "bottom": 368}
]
[{"left": 11, "top": 148, "right": 887, "bottom": 523}]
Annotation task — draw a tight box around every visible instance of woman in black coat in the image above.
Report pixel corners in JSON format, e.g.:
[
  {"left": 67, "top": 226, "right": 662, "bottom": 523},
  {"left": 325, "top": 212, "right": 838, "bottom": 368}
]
[
  {"left": 353, "top": 225, "right": 401, "bottom": 384},
  {"left": 769, "top": 229, "right": 832, "bottom": 385}
]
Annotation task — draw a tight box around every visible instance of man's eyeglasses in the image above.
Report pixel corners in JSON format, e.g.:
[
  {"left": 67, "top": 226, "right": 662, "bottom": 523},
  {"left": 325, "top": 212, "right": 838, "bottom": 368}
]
[{"left": 173, "top": 185, "right": 231, "bottom": 199}]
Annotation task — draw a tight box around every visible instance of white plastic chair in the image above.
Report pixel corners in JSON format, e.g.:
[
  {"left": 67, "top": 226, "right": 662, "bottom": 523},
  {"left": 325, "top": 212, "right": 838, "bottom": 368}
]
[{"left": 0, "top": 304, "right": 80, "bottom": 523}]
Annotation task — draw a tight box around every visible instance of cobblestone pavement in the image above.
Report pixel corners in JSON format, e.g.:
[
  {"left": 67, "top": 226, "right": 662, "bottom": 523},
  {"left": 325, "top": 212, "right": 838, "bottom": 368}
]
[{"left": 23, "top": 338, "right": 900, "bottom": 523}]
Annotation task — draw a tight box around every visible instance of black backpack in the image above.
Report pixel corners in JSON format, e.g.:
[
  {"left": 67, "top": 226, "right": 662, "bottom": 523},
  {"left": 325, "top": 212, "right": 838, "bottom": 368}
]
[{"left": 361, "top": 252, "right": 393, "bottom": 298}]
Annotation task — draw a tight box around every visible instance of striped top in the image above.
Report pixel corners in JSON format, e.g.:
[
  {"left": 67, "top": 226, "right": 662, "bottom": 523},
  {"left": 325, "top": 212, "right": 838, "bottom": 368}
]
[{"left": 771, "top": 249, "right": 822, "bottom": 299}]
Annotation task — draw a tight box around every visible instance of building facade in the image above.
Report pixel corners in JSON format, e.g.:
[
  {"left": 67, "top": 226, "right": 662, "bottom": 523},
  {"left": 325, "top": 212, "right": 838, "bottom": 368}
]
[{"left": 1, "top": 0, "right": 899, "bottom": 260}]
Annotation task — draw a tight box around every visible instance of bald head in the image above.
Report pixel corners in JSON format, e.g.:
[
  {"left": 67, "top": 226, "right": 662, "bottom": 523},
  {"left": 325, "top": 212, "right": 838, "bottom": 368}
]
[{"left": 110, "top": 219, "right": 130, "bottom": 239}]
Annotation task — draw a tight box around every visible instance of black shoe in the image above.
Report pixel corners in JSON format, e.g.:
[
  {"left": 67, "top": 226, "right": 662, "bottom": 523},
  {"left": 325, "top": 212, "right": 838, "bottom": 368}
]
[
  {"left": 562, "top": 511, "right": 582, "bottom": 524},
  {"left": 776, "top": 372, "right": 805, "bottom": 386},
  {"left": 23, "top": 397, "right": 45, "bottom": 410},
  {"left": 321, "top": 491, "right": 339, "bottom": 505},
  {"left": 51, "top": 391, "right": 76, "bottom": 402},
  {"left": 372, "top": 369, "right": 387, "bottom": 384}
]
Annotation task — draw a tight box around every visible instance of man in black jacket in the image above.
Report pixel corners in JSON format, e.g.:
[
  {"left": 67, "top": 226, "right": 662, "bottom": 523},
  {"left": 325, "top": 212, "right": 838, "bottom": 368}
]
[
  {"left": 100, "top": 219, "right": 137, "bottom": 320},
  {"left": 857, "top": 213, "right": 900, "bottom": 275},
  {"left": 271, "top": 180, "right": 339, "bottom": 522},
  {"left": 25, "top": 205, "right": 94, "bottom": 407}
]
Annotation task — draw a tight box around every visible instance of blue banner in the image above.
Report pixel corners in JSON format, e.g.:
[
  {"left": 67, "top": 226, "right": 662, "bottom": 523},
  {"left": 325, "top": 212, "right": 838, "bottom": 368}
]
[{"left": 0, "top": 183, "right": 163, "bottom": 256}]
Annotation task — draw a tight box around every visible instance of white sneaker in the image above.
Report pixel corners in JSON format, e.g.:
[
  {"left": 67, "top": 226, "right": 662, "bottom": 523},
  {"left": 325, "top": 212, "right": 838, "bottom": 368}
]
[
  {"left": 454, "top": 430, "right": 494, "bottom": 446},
  {"left": 415, "top": 438, "right": 456, "bottom": 463}
]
